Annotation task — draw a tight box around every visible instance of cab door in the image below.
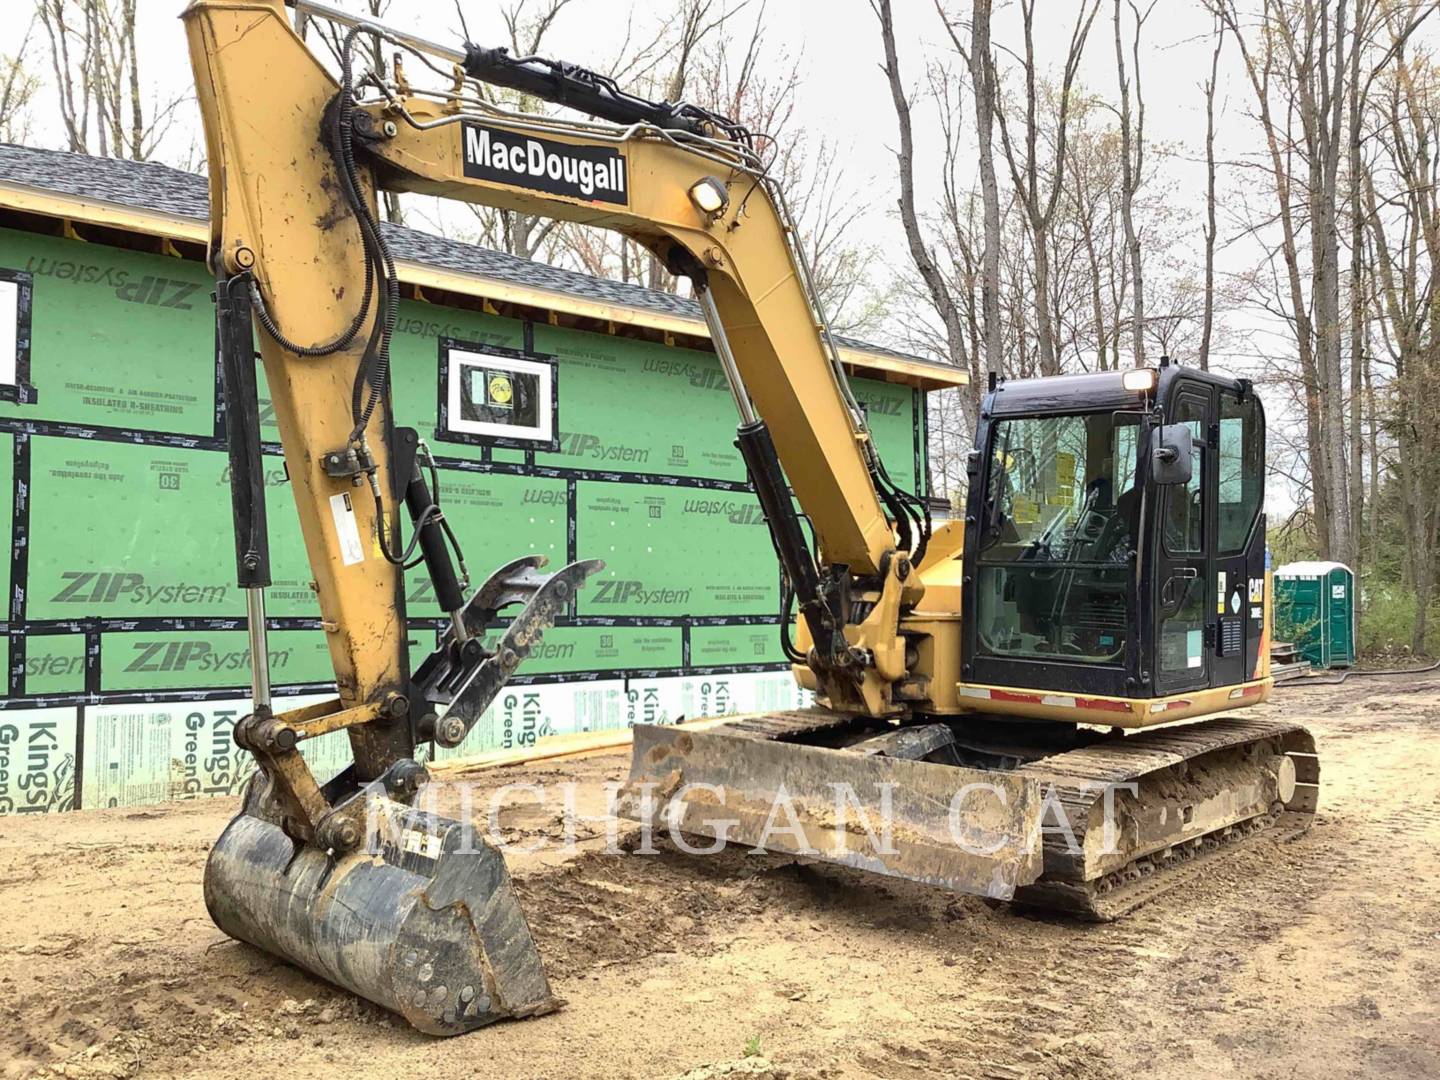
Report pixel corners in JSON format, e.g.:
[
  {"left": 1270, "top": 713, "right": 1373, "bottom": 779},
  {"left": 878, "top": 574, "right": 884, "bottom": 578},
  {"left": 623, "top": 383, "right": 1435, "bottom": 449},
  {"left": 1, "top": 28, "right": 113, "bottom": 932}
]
[
  {"left": 1212, "top": 387, "right": 1266, "bottom": 688},
  {"left": 1152, "top": 384, "right": 1212, "bottom": 694}
]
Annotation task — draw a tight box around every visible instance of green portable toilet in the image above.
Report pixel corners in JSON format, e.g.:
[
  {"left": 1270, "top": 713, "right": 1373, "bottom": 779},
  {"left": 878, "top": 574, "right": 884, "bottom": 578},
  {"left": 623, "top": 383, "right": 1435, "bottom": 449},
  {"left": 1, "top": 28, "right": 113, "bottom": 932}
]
[{"left": 1274, "top": 561, "right": 1357, "bottom": 669}]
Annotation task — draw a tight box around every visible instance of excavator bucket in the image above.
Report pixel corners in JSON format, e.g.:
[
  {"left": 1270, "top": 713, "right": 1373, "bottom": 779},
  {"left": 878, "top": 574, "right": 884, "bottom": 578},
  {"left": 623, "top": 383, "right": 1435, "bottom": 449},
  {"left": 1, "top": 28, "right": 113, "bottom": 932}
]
[
  {"left": 199, "top": 556, "right": 599, "bottom": 1033},
  {"left": 624, "top": 711, "right": 1046, "bottom": 897},
  {"left": 204, "top": 774, "right": 557, "bottom": 1035}
]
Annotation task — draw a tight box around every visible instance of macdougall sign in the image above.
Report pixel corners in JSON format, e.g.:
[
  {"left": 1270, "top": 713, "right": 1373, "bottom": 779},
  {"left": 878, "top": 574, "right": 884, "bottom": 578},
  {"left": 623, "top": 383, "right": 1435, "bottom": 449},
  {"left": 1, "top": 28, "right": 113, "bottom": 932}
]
[{"left": 461, "top": 122, "right": 628, "bottom": 205}]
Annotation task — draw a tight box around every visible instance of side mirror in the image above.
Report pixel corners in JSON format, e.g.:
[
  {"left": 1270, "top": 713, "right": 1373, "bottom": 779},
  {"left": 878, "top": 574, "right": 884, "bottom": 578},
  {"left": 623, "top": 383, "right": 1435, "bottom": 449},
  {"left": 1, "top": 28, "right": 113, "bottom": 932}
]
[{"left": 1152, "top": 423, "right": 1194, "bottom": 486}]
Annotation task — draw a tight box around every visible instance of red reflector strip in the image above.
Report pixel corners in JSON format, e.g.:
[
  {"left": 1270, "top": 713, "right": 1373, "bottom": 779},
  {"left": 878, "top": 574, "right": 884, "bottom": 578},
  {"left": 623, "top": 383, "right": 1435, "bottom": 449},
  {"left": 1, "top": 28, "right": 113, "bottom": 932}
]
[
  {"left": 968, "top": 687, "right": 1135, "bottom": 714},
  {"left": 1075, "top": 696, "right": 1134, "bottom": 713}
]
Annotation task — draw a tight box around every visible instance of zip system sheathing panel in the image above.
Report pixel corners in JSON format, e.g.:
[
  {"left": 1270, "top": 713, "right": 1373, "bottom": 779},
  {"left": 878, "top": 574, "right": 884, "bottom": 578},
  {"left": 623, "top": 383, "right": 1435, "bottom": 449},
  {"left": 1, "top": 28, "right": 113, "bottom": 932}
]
[{"left": 0, "top": 227, "right": 929, "bottom": 813}]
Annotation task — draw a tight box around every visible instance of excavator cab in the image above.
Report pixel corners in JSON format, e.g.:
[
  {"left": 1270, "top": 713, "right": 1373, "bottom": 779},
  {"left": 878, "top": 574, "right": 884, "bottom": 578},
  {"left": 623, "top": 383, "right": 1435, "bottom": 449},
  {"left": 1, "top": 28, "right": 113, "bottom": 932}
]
[
  {"left": 961, "top": 362, "right": 1269, "bottom": 708},
  {"left": 631, "top": 362, "right": 1312, "bottom": 919}
]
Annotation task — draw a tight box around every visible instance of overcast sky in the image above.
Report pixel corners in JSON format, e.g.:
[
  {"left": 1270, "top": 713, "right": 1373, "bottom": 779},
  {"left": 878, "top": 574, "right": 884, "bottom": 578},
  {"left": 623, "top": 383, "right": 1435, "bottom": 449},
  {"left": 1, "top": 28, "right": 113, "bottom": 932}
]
[
  {"left": 102, "top": 0, "right": 1250, "bottom": 305},
  {"left": 21, "top": 0, "right": 1368, "bottom": 509}
]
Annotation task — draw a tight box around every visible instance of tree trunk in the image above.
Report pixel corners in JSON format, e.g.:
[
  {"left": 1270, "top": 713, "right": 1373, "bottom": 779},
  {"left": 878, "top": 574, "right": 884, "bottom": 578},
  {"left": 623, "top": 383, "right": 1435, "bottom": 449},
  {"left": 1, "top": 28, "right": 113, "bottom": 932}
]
[
  {"left": 1200, "top": 17, "right": 1222, "bottom": 370},
  {"left": 1218, "top": 0, "right": 1335, "bottom": 557},
  {"left": 872, "top": 0, "right": 974, "bottom": 428},
  {"left": 1364, "top": 331, "right": 1379, "bottom": 567},
  {"left": 1346, "top": 0, "right": 1367, "bottom": 583},
  {"left": 994, "top": 0, "right": 1099, "bottom": 378},
  {"left": 968, "top": 0, "right": 1002, "bottom": 381},
  {"left": 1113, "top": 0, "right": 1146, "bottom": 367},
  {"left": 1318, "top": 0, "right": 1353, "bottom": 567}
]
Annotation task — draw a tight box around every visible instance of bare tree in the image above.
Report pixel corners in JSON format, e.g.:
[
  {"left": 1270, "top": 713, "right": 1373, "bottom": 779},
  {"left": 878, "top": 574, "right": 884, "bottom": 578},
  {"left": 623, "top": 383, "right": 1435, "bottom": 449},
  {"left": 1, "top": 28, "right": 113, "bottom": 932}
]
[
  {"left": 454, "top": 0, "right": 583, "bottom": 259},
  {"left": 970, "top": 0, "right": 1001, "bottom": 376},
  {"left": 1345, "top": 0, "right": 1372, "bottom": 578},
  {"left": 1215, "top": 0, "right": 1435, "bottom": 571},
  {"left": 298, "top": 0, "right": 406, "bottom": 222},
  {"left": 936, "top": 0, "right": 1002, "bottom": 377},
  {"left": 444, "top": 0, "right": 760, "bottom": 274},
  {"left": 37, "top": 0, "right": 92, "bottom": 154},
  {"left": 993, "top": 0, "right": 1101, "bottom": 375},
  {"left": 551, "top": 0, "right": 881, "bottom": 329},
  {"left": 557, "top": 0, "right": 747, "bottom": 288},
  {"left": 1213, "top": 0, "right": 1344, "bottom": 560},
  {"left": 1063, "top": 100, "right": 1117, "bottom": 369},
  {"left": 1112, "top": 0, "right": 1152, "bottom": 367},
  {"left": 1199, "top": 13, "right": 1223, "bottom": 370},
  {"left": 784, "top": 140, "right": 878, "bottom": 334},
  {"left": 36, "top": 0, "right": 187, "bottom": 161},
  {"left": 0, "top": 17, "right": 41, "bottom": 145},
  {"left": 872, "top": 0, "right": 973, "bottom": 424},
  {"left": 1363, "top": 5, "right": 1440, "bottom": 651},
  {"left": 1290, "top": 0, "right": 1354, "bottom": 568}
]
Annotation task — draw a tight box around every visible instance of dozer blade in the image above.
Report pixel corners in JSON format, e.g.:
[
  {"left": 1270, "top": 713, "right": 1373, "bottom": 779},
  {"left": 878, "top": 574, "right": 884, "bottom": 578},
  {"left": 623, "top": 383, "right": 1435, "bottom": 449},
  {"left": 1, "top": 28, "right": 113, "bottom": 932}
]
[
  {"left": 204, "top": 775, "right": 557, "bottom": 1035},
  {"left": 624, "top": 711, "right": 1045, "bottom": 898}
]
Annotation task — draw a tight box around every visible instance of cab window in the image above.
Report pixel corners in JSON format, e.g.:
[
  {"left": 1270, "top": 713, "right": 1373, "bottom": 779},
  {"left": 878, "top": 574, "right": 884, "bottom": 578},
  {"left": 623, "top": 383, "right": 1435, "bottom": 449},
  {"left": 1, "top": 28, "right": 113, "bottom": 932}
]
[
  {"left": 1218, "top": 392, "right": 1263, "bottom": 553},
  {"left": 974, "top": 411, "right": 1139, "bottom": 664},
  {"left": 1162, "top": 395, "right": 1206, "bottom": 555}
]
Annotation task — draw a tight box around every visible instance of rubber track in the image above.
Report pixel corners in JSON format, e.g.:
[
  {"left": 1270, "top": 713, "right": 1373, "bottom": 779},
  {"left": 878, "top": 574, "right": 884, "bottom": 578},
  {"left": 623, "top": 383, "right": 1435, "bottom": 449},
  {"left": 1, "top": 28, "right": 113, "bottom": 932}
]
[
  {"left": 1012, "top": 716, "right": 1319, "bottom": 919},
  {"left": 703, "top": 709, "right": 1321, "bottom": 921},
  {"left": 1011, "top": 810, "right": 1314, "bottom": 920}
]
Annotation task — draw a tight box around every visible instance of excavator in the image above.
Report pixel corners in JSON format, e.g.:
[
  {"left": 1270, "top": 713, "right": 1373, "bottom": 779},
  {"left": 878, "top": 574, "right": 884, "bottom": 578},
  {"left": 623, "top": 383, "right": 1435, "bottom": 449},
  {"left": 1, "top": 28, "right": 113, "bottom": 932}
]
[{"left": 185, "top": 0, "right": 1320, "bottom": 1037}]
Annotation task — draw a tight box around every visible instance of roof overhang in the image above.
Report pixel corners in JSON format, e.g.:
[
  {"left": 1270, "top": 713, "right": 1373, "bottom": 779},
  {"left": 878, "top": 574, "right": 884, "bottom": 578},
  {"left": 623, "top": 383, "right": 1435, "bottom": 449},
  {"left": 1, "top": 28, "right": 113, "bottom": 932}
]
[
  {"left": 0, "top": 179, "right": 966, "bottom": 391},
  {"left": 0, "top": 179, "right": 207, "bottom": 247}
]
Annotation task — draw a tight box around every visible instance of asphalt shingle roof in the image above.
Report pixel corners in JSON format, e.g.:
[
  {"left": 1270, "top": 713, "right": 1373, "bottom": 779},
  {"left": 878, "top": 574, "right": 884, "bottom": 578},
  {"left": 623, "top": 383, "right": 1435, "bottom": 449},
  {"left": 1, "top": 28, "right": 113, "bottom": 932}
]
[{"left": 0, "top": 141, "right": 930, "bottom": 365}]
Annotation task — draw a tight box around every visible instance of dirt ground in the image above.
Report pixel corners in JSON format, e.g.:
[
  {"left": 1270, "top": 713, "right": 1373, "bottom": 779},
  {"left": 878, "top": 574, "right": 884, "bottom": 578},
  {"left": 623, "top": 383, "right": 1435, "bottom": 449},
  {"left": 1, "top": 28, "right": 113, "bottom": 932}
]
[{"left": 3, "top": 673, "right": 1439, "bottom": 1080}]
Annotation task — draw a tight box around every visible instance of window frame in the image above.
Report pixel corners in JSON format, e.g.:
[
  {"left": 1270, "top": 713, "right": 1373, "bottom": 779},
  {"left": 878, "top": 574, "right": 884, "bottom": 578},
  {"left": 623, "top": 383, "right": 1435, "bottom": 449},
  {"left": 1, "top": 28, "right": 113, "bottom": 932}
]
[
  {"left": 0, "top": 267, "right": 37, "bottom": 405},
  {"left": 436, "top": 336, "right": 559, "bottom": 451},
  {"left": 1217, "top": 390, "right": 1264, "bottom": 556}
]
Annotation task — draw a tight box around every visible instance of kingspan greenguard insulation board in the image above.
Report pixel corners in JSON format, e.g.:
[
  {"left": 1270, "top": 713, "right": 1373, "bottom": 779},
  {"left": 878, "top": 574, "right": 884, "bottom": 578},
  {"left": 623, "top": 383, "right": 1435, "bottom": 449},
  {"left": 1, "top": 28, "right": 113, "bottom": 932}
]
[{"left": 0, "top": 225, "right": 931, "bottom": 814}]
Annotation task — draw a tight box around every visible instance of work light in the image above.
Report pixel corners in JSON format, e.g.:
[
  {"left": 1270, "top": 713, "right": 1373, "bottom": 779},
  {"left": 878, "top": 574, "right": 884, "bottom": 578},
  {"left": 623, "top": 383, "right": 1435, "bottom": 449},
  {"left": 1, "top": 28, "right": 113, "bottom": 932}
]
[
  {"left": 1122, "top": 368, "right": 1158, "bottom": 393},
  {"left": 689, "top": 176, "right": 729, "bottom": 216}
]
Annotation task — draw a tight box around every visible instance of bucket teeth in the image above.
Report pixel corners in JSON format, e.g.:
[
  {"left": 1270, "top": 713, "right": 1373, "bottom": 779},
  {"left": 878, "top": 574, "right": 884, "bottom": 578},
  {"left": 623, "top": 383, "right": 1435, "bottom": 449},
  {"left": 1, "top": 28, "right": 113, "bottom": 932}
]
[{"left": 204, "top": 775, "right": 557, "bottom": 1034}]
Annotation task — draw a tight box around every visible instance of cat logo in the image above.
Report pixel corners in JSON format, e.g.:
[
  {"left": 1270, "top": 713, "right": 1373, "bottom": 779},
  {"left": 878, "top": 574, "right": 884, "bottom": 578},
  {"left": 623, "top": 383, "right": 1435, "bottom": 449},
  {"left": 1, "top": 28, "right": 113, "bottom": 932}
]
[{"left": 487, "top": 373, "right": 514, "bottom": 408}]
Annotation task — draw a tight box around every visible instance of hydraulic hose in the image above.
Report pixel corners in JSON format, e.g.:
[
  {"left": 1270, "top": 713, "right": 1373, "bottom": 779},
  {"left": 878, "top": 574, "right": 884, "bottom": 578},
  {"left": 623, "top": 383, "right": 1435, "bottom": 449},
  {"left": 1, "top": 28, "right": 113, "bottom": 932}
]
[{"left": 1275, "top": 657, "right": 1440, "bottom": 687}]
